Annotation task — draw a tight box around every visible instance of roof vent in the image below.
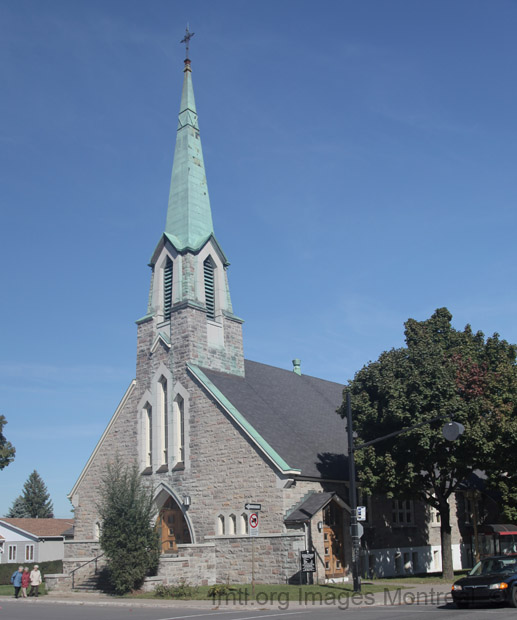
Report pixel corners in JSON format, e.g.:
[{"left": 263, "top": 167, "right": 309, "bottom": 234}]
[{"left": 292, "top": 359, "right": 301, "bottom": 376}]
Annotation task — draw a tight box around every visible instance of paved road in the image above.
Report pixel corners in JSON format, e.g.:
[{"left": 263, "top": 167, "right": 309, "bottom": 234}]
[{"left": 2, "top": 596, "right": 517, "bottom": 620}]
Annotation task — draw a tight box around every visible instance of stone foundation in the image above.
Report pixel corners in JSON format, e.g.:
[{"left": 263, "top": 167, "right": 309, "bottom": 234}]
[
  {"left": 58, "top": 534, "right": 305, "bottom": 591},
  {"left": 211, "top": 533, "right": 305, "bottom": 585}
]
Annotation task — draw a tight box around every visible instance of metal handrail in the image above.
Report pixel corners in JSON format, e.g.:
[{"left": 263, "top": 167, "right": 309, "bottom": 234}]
[{"left": 70, "top": 552, "right": 105, "bottom": 589}]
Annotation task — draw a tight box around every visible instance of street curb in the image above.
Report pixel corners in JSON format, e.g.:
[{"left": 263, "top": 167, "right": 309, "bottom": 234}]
[{"left": 1, "top": 585, "right": 455, "bottom": 611}]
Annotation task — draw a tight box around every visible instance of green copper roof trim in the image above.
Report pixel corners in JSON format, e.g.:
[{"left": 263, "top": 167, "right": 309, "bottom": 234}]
[
  {"left": 222, "top": 310, "right": 245, "bottom": 324},
  {"left": 165, "top": 62, "right": 215, "bottom": 251},
  {"left": 158, "top": 331, "right": 171, "bottom": 345},
  {"left": 149, "top": 232, "right": 229, "bottom": 267},
  {"left": 187, "top": 363, "right": 301, "bottom": 476},
  {"left": 135, "top": 313, "right": 154, "bottom": 325},
  {"left": 151, "top": 332, "right": 171, "bottom": 353}
]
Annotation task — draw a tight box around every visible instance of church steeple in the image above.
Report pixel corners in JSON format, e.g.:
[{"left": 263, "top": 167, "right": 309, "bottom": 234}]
[
  {"left": 164, "top": 37, "right": 214, "bottom": 252},
  {"left": 140, "top": 36, "right": 244, "bottom": 378}
]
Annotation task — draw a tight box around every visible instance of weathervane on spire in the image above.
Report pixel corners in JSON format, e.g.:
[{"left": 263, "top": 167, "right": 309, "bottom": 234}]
[{"left": 181, "top": 24, "right": 195, "bottom": 60}]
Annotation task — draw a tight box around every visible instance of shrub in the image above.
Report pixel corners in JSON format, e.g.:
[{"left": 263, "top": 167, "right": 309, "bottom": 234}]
[
  {"left": 154, "top": 579, "right": 197, "bottom": 599},
  {"left": 208, "top": 583, "right": 237, "bottom": 598},
  {"left": 0, "top": 561, "right": 62, "bottom": 586},
  {"left": 97, "top": 460, "right": 160, "bottom": 595}
]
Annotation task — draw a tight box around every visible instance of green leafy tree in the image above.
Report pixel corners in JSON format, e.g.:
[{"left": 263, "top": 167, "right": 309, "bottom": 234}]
[
  {"left": 21, "top": 470, "right": 54, "bottom": 517},
  {"left": 338, "top": 308, "right": 517, "bottom": 580},
  {"left": 6, "top": 495, "right": 28, "bottom": 517},
  {"left": 0, "top": 415, "right": 15, "bottom": 470},
  {"left": 97, "top": 460, "right": 160, "bottom": 594}
]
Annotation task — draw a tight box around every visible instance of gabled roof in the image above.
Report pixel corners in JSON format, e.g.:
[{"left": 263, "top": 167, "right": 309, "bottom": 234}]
[
  {"left": 0, "top": 518, "right": 74, "bottom": 538},
  {"left": 285, "top": 491, "right": 348, "bottom": 523},
  {"left": 191, "top": 359, "right": 348, "bottom": 480}
]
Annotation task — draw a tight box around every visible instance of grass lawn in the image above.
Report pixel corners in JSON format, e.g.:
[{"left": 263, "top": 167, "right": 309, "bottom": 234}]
[{"left": 129, "top": 581, "right": 398, "bottom": 602}]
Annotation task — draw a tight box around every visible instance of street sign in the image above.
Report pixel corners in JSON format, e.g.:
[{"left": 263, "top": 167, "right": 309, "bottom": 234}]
[
  {"left": 357, "top": 506, "right": 366, "bottom": 521},
  {"left": 300, "top": 551, "right": 316, "bottom": 573},
  {"left": 249, "top": 512, "right": 259, "bottom": 537},
  {"left": 245, "top": 503, "right": 262, "bottom": 511},
  {"left": 351, "top": 522, "right": 364, "bottom": 538}
]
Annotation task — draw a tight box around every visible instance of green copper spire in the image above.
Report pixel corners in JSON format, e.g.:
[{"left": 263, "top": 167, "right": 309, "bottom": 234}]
[{"left": 165, "top": 58, "right": 214, "bottom": 251}]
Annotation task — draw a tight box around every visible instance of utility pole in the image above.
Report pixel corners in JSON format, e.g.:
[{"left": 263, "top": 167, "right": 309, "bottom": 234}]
[{"left": 346, "top": 392, "right": 361, "bottom": 592}]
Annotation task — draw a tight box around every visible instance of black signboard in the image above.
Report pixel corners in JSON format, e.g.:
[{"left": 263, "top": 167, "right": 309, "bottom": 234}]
[{"left": 300, "top": 550, "right": 316, "bottom": 573}]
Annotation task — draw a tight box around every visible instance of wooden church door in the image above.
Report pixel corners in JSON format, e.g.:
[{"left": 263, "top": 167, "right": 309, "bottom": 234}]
[
  {"left": 323, "top": 501, "right": 345, "bottom": 579},
  {"left": 158, "top": 497, "right": 191, "bottom": 553}
]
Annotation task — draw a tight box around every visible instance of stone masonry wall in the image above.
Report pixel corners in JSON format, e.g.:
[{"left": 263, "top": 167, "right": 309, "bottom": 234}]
[
  {"left": 212, "top": 534, "right": 306, "bottom": 585},
  {"left": 152, "top": 544, "right": 216, "bottom": 587}
]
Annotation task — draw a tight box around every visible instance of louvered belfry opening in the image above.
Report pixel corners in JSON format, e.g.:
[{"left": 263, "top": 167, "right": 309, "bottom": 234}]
[
  {"left": 163, "top": 257, "right": 173, "bottom": 320},
  {"left": 203, "top": 256, "right": 216, "bottom": 320}
]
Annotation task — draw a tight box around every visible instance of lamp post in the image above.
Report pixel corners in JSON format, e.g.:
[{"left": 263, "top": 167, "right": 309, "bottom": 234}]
[
  {"left": 346, "top": 393, "right": 464, "bottom": 592},
  {"left": 346, "top": 392, "right": 361, "bottom": 592}
]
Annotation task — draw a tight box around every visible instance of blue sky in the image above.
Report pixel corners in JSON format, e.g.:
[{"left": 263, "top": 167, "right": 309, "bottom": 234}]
[{"left": 1, "top": 0, "right": 516, "bottom": 517}]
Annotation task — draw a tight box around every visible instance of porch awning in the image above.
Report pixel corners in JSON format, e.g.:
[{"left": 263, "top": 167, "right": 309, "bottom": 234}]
[
  {"left": 284, "top": 491, "right": 348, "bottom": 524},
  {"left": 477, "top": 524, "right": 517, "bottom": 536}
]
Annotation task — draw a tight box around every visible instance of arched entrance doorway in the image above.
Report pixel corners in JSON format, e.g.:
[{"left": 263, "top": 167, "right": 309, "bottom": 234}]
[{"left": 157, "top": 496, "right": 192, "bottom": 553}]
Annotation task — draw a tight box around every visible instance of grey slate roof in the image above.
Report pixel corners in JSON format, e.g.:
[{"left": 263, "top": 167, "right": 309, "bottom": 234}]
[{"left": 201, "top": 359, "right": 348, "bottom": 480}]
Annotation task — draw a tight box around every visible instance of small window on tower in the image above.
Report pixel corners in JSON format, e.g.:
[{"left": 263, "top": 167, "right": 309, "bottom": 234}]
[
  {"left": 203, "top": 257, "right": 216, "bottom": 320},
  {"left": 163, "top": 257, "right": 173, "bottom": 320}
]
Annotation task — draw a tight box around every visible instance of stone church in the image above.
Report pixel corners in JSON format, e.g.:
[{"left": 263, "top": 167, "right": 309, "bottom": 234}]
[{"left": 62, "top": 53, "right": 479, "bottom": 588}]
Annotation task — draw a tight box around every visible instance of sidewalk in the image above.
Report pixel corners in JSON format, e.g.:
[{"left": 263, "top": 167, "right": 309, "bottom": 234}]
[{"left": 26, "top": 582, "right": 454, "bottom": 611}]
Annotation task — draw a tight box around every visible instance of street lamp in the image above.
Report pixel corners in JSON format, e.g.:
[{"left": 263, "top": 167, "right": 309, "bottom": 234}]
[{"left": 345, "top": 392, "right": 465, "bottom": 592}]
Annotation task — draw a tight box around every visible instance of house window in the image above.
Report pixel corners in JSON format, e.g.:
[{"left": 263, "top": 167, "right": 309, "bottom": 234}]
[
  {"left": 392, "top": 500, "right": 414, "bottom": 525},
  {"left": 158, "top": 377, "right": 168, "bottom": 465},
  {"left": 229, "top": 514, "right": 236, "bottom": 535},
  {"left": 217, "top": 515, "right": 225, "bottom": 535},
  {"left": 144, "top": 403, "right": 152, "bottom": 467},
  {"left": 25, "top": 545, "right": 34, "bottom": 561},
  {"left": 430, "top": 506, "right": 441, "bottom": 525},
  {"left": 163, "top": 257, "right": 173, "bottom": 320},
  {"left": 8, "top": 545, "right": 16, "bottom": 561},
  {"left": 203, "top": 257, "right": 216, "bottom": 320}
]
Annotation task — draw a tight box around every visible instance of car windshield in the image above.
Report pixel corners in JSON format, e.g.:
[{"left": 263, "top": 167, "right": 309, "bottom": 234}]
[{"left": 469, "top": 558, "right": 517, "bottom": 576}]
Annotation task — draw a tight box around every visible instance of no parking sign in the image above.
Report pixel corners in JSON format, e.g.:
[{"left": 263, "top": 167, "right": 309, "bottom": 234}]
[{"left": 249, "top": 512, "right": 259, "bottom": 537}]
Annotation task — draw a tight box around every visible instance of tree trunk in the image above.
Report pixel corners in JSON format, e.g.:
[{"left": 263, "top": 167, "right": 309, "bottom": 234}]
[{"left": 439, "top": 498, "right": 454, "bottom": 581}]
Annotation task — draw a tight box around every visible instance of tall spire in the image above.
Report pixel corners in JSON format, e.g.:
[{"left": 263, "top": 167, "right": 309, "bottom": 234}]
[{"left": 164, "top": 30, "right": 214, "bottom": 252}]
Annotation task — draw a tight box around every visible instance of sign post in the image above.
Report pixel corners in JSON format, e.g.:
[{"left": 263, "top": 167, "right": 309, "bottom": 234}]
[{"left": 248, "top": 511, "right": 260, "bottom": 596}]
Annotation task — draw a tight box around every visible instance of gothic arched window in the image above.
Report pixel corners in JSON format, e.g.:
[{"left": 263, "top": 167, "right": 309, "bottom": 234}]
[{"left": 158, "top": 377, "right": 168, "bottom": 466}]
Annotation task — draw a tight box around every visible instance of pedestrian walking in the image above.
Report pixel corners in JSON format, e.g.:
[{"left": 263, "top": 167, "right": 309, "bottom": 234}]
[
  {"left": 10, "top": 566, "right": 23, "bottom": 599},
  {"left": 21, "top": 567, "right": 30, "bottom": 597},
  {"left": 29, "top": 564, "right": 42, "bottom": 597}
]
